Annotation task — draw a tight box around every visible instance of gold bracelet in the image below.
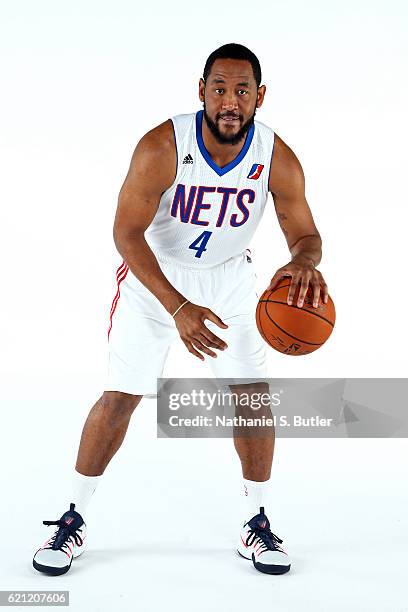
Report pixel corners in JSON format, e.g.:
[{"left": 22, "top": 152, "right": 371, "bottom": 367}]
[{"left": 172, "top": 300, "right": 189, "bottom": 318}]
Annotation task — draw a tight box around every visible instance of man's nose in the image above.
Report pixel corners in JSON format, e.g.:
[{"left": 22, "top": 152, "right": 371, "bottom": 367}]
[{"left": 221, "top": 92, "right": 239, "bottom": 111}]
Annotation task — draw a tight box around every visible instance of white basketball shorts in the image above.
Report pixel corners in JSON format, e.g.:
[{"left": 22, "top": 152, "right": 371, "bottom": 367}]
[{"left": 105, "top": 250, "right": 268, "bottom": 396}]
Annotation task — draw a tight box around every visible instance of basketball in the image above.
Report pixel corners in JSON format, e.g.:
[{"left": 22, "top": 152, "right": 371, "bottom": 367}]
[{"left": 256, "top": 278, "right": 336, "bottom": 355}]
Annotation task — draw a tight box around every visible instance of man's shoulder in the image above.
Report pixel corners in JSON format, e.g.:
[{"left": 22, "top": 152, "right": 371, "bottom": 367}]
[
  {"left": 269, "top": 133, "right": 304, "bottom": 194},
  {"left": 139, "top": 119, "right": 175, "bottom": 155},
  {"left": 125, "top": 119, "right": 177, "bottom": 186},
  {"left": 139, "top": 112, "right": 196, "bottom": 154}
]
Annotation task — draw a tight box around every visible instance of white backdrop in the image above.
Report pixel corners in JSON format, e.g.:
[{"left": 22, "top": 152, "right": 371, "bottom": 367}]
[{"left": 0, "top": 1, "right": 407, "bottom": 611}]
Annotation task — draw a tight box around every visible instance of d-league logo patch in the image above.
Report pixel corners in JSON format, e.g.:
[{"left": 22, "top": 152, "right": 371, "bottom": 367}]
[{"left": 247, "top": 163, "right": 264, "bottom": 180}]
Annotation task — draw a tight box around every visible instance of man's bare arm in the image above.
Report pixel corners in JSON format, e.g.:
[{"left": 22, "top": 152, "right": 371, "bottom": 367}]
[
  {"left": 268, "top": 134, "right": 328, "bottom": 307},
  {"left": 113, "top": 120, "right": 228, "bottom": 360},
  {"left": 113, "top": 120, "right": 186, "bottom": 315}
]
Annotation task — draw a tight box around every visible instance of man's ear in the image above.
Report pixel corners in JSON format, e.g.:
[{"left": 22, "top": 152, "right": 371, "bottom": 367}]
[
  {"left": 257, "top": 84, "right": 266, "bottom": 108},
  {"left": 198, "top": 78, "right": 205, "bottom": 103}
]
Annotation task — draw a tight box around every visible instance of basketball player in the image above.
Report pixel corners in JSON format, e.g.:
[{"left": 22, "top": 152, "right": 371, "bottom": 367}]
[{"left": 32, "top": 44, "right": 328, "bottom": 576}]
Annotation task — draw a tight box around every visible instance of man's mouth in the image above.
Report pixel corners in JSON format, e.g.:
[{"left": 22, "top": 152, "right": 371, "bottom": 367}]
[{"left": 219, "top": 115, "right": 241, "bottom": 124}]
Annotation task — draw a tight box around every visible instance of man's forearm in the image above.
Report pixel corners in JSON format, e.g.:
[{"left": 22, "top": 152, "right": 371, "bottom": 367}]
[
  {"left": 289, "top": 234, "right": 322, "bottom": 267},
  {"left": 114, "top": 232, "right": 187, "bottom": 315}
]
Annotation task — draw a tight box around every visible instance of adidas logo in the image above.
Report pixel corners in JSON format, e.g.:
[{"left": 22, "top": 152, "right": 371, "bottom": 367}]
[{"left": 182, "top": 153, "right": 193, "bottom": 164}]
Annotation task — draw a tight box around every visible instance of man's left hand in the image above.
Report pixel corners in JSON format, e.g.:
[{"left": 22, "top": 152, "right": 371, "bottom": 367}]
[{"left": 267, "top": 257, "right": 328, "bottom": 308}]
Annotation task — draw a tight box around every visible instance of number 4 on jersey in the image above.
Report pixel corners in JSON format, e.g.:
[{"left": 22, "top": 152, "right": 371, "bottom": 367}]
[{"left": 188, "top": 231, "right": 213, "bottom": 258}]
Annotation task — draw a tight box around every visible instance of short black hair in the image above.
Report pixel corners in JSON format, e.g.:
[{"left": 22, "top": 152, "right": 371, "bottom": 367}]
[{"left": 203, "top": 43, "right": 262, "bottom": 87}]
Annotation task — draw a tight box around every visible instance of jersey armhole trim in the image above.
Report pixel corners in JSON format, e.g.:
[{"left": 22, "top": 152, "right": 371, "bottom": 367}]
[
  {"left": 170, "top": 117, "right": 178, "bottom": 179},
  {"left": 267, "top": 131, "right": 275, "bottom": 194}
]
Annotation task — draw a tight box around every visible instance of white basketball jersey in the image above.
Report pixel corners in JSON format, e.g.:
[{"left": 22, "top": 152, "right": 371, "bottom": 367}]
[{"left": 145, "top": 110, "right": 275, "bottom": 267}]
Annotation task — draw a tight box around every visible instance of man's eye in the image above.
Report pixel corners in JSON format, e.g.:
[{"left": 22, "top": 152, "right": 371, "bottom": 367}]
[
  {"left": 238, "top": 90, "right": 248, "bottom": 95},
  {"left": 215, "top": 89, "right": 224, "bottom": 94}
]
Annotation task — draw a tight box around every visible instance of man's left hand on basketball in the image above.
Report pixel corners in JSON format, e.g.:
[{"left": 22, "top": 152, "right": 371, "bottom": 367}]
[{"left": 267, "top": 254, "right": 329, "bottom": 309}]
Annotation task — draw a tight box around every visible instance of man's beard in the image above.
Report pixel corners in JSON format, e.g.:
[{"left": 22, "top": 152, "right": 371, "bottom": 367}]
[{"left": 203, "top": 103, "right": 256, "bottom": 146}]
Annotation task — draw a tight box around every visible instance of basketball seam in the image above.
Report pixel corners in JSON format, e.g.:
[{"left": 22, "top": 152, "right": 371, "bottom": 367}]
[
  {"left": 261, "top": 283, "right": 291, "bottom": 297},
  {"left": 263, "top": 304, "right": 323, "bottom": 346},
  {"left": 258, "top": 300, "right": 334, "bottom": 328},
  {"left": 256, "top": 299, "right": 269, "bottom": 344}
]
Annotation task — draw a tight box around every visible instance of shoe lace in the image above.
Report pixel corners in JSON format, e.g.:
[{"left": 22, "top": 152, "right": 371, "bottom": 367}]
[
  {"left": 43, "top": 519, "right": 83, "bottom": 552},
  {"left": 246, "top": 525, "right": 284, "bottom": 554}
]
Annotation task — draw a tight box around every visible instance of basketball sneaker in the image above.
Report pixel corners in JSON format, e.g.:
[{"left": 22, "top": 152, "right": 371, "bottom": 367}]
[
  {"left": 237, "top": 507, "right": 291, "bottom": 574},
  {"left": 33, "top": 503, "right": 86, "bottom": 575}
]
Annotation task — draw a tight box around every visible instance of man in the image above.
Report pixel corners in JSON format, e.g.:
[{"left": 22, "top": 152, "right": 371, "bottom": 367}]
[{"left": 33, "top": 43, "right": 328, "bottom": 576}]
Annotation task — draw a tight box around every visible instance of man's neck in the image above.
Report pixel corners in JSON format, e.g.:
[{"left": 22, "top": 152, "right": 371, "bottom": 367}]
[{"left": 201, "top": 119, "right": 247, "bottom": 169}]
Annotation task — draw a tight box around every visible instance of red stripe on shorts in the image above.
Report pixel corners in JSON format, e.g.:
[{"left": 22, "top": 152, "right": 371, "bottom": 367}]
[{"left": 108, "top": 261, "right": 129, "bottom": 339}]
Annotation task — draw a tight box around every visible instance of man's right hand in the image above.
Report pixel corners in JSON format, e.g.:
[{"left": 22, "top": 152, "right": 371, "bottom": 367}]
[{"left": 173, "top": 302, "right": 228, "bottom": 360}]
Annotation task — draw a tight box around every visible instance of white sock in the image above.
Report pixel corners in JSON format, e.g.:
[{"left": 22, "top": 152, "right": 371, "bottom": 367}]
[
  {"left": 70, "top": 470, "right": 101, "bottom": 519},
  {"left": 243, "top": 478, "right": 270, "bottom": 520}
]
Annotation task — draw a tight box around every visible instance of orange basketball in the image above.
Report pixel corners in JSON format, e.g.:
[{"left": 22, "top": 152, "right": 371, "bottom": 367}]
[{"left": 256, "top": 278, "right": 336, "bottom": 355}]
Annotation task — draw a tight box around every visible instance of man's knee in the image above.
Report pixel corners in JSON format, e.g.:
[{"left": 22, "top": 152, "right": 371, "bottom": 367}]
[{"left": 100, "top": 390, "right": 142, "bottom": 414}]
